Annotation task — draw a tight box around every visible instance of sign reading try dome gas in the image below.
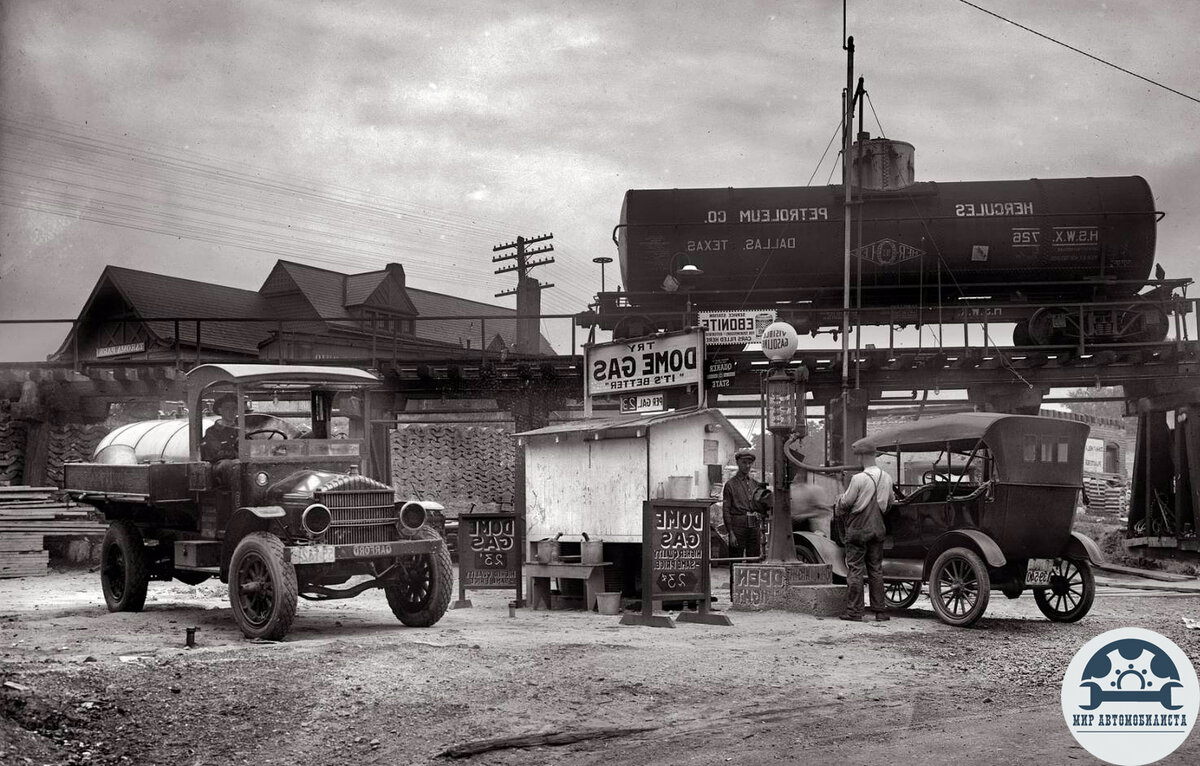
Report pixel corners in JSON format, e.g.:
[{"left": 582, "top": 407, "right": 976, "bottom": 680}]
[{"left": 585, "top": 328, "right": 704, "bottom": 397}]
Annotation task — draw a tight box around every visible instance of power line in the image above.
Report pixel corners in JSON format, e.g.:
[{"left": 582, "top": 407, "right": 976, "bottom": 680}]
[
  {"left": 958, "top": 0, "right": 1200, "bottom": 106},
  {"left": 0, "top": 114, "right": 597, "bottom": 314}
]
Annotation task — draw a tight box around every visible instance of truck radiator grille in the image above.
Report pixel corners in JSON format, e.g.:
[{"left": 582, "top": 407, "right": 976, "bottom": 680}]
[{"left": 314, "top": 489, "right": 398, "bottom": 545}]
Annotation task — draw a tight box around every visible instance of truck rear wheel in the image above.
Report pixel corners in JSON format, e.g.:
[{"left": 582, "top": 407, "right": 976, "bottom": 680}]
[
  {"left": 228, "top": 532, "right": 298, "bottom": 640},
  {"left": 100, "top": 521, "right": 150, "bottom": 612},
  {"left": 385, "top": 528, "right": 452, "bottom": 627}
]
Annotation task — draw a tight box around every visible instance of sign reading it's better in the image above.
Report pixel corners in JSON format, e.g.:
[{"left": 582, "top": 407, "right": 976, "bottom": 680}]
[{"left": 586, "top": 329, "right": 703, "bottom": 397}]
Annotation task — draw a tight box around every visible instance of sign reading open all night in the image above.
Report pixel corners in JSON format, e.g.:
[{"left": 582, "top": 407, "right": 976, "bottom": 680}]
[{"left": 585, "top": 328, "right": 704, "bottom": 397}]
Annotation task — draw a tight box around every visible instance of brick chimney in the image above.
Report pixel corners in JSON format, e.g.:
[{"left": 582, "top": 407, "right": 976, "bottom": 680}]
[{"left": 385, "top": 263, "right": 406, "bottom": 286}]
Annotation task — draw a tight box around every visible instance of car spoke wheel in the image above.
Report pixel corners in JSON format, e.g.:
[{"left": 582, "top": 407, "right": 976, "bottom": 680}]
[
  {"left": 929, "top": 547, "right": 990, "bottom": 627},
  {"left": 228, "top": 532, "right": 298, "bottom": 640},
  {"left": 883, "top": 580, "right": 921, "bottom": 610},
  {"left": 1033, "top": 558, "right": 1095, "bottom": 623},
  {"left": 100, "top": 521, "right": 149, "bottom": 612},
  {"left": 385, "top": 528, "right": 452, "bottom": 627}
]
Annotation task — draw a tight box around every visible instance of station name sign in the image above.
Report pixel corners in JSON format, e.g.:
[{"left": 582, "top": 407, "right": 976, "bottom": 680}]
[
  {"left": 586, "top": 329, "right": 703, "bottom": 397},
  {"left": 697, "top": 310, "right": 776, "bottom": 346},
  {"left": 96, "top": 342, "right": 146, "bottom": 358}
]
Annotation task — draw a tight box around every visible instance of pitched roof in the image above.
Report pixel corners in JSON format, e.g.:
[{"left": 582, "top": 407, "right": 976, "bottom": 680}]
[
  {"left": 57, "top": 266, "right": 275, "bottom": 356},
  {"left": 344, "top": 272, "right": 387, "bottom": 306},
  {"left": 406, "top": 287, "right": 556, "bottom": 354},
  {"left": 59, "top": 260, "right": 556, "bottom": 358}
]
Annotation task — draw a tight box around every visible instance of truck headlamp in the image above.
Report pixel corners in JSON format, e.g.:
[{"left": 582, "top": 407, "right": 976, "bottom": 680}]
[
  {"left": 301, "top": 503, "right": 332, "bottom": 536},
  {"left": 397, "top": 501, "right": 427, "bottom": 533}
]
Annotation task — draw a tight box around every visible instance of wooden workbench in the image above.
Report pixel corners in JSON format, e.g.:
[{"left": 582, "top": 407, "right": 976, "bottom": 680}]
[{"left": 524, "top": 561, "right": 612, "bottom": 611}]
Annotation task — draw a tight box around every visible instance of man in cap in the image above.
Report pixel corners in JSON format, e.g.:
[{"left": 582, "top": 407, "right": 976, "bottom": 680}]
[
  {"left": 200, "top": 393, "right": 241, "bottom": 487},
  {"left": 723, "top": 448, "right": 768, "bottom": 559},
  {"left": 836, "top": 446, "right": 894, "bottom": 622}
]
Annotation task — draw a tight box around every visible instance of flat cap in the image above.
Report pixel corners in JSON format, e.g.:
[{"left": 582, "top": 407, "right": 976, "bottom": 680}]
[{"left": 733, "top": 448, "right": 756, "bottom": 461}]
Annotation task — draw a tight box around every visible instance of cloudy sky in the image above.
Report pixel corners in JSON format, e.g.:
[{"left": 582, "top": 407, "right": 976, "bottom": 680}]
[{"left": 1, "top": 0, "right": 1198, "bottom": 361}]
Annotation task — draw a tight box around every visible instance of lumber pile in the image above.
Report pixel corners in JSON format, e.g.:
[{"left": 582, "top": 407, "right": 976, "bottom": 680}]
[
  {"left": 45, "top": 423, "right": 109, "bottom": 487},
  {"left": 0, "top": 485, "right": 107, "bottom": 578},
  {"left": 389, "top": 424, "right": 516, "bottom": 516},
  {"left": 0, "top": 417, "right": 27, "bottom": 485}
]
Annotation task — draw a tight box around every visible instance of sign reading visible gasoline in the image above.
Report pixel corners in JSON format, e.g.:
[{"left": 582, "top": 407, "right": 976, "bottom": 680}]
[
  {"left": 586, "top": 328, "right": 703, "bottom": 396},
  {"left": 457, "top": 513, "right": 520, "bottom": 589},
  {"left": 643, "top": 499, "right": 711, "bottom": 601},
  {"left": 760, "top": 321, "right": 798, "bottom": 362}
]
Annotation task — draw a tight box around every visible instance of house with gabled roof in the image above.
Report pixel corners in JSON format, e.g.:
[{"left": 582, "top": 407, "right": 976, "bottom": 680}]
[{"left": 51, "top": 259, "right": 555, "bottom": 363}]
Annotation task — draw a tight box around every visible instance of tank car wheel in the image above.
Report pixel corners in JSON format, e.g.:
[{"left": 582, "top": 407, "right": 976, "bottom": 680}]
[
  {"left": 385, "top": 528, "right": 453, "bottom": 627},
  {"left": 228, "top": 532, "right": 298, "bottom": 640},
  {"left": 883, "top": 580, "right": 921, "bottom": 610},
  {"left": 1033, "top": 558, "right": 1094, "bottom": 623},
  {"left": 929, "top": 547, "right": 991, "bottom": 627},
  {"left": 1012, "top": 321, "right": 1033, "bottom": 347},
  {"left": 100, "top": 521, "right": 150, "bottom": 612},
  {"left": 1027, "top": 308, "right": 1072, "bottom": 346},
  {"left": 173, "top": 570, "right": 211, "bottom": 586},
  {"left": 612, "top": 315, "right": 658, "bottom": 340}
]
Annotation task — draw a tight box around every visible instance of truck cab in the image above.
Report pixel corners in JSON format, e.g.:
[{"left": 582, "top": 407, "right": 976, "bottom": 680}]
[{"left": 64, "top": 363, "right": 452, "bottom": 640}]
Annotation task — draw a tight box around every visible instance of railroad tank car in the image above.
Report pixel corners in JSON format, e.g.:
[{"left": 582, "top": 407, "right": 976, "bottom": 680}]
[{"left": 616, "top": 175, "right": 1157, "bottom": 306}]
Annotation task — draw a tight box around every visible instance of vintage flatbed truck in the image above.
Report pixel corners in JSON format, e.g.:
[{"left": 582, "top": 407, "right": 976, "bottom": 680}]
[{"left": 63, "top": 363, "right": 452, "bottom": 640}]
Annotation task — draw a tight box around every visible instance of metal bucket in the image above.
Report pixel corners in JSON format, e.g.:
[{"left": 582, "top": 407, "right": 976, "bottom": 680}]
[
  {"left": 596, "top": 592, "right": 622, "bottom": 615},
  {"left": 535, "top": 540, "right": 561, "bottom": 564},
  {"left": 581, "top": 540, "right": 603, "bottom": 566}
]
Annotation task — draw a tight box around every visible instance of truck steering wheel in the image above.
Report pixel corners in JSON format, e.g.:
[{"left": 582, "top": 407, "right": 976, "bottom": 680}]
[{"left": 246, "top": 428, "right": 288, "bottom": 440}]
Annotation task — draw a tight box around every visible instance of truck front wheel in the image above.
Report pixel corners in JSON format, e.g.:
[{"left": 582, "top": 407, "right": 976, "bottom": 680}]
[
  {"left": 228, "top": 532, "right": 298, "bottom": 640},
  {"left": 100, "top": 521, "right": 150, "bottom": 612},
  {"left": 385, "top": 528, "right": 452, "bottom": 627}
]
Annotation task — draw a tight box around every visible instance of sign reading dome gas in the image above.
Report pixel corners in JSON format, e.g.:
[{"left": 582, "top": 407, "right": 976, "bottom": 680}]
[
  {"left": 760, "top": 321, "right": 798, "bottom": 362},
  {"left": 1061, "top": 627, "right": 1198, "bottom": 766}
]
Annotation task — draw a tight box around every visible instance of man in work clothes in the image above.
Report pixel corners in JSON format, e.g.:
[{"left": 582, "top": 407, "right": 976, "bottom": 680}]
[
  {"left": 723, "top": 448, "right": 767, "bottom": 559},
  {"left": 836, "top": 448, "right": 894, "bottom": 622}
]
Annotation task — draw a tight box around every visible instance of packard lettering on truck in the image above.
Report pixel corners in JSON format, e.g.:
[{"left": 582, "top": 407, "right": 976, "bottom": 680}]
[{"left": 63, "top": 364, "right": 453, "bottom": 640}]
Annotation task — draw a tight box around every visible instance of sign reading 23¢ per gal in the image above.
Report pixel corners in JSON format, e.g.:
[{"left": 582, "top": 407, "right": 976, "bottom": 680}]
[{"left": 585, "top": 328, "right": 704, "bottom": 397}]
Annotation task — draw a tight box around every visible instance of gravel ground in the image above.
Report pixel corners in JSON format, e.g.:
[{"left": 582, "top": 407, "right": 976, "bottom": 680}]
[{"left": 1, "top": 568, "right": 1198, "bottom": 766}]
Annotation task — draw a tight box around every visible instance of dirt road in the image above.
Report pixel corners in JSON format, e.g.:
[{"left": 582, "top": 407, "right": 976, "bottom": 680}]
[{"left": 2, "top": 569, "right": 1199, "bottom": 766}]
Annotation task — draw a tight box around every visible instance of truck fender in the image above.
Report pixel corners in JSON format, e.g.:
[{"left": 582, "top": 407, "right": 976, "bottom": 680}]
[
  {"left": 400, "top": 500, "right": 444, "bottom": 513},
  {"left": 927, "top": 529, "right": 1006, "bottom": 576},
  {"left": 794, "top": 531, "right": 847, "bottom": 578},
  {"left": 1064, "top": 531, "right": 1104, "bottom": 565},
  {"left": 220, "top": 507, "right": 286, "bottom": 576}
]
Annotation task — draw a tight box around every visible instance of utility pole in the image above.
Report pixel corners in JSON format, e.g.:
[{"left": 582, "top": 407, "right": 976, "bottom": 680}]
[{"left": 493, "top": 233, "right": 554, "bottom": 354}]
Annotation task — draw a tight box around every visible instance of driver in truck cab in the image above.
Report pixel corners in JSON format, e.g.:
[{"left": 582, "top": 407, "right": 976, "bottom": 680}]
[{"left": 200, "top": 394, "right": 240, "bottom": 486}]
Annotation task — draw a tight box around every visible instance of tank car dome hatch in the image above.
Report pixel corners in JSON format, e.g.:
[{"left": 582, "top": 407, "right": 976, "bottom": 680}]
[
  {"left": 93, "top": 444, "right": 138, "bottom": 465},
  {"left": 852, "top": 132, "right": 914, "bottom": 190}
]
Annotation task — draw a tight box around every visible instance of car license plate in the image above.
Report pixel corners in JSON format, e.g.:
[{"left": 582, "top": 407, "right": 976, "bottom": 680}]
[
  {"left": 289, "top": 544, "right": 335, "bottom": 565},
  {"left": 1026, "top": 558, "right": 1057, "bottom": 586}
]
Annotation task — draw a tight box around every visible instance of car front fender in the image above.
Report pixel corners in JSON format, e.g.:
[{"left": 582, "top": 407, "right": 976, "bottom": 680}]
[
  {"left": 927, "top": 529, "right": 1006, "bottom": 576},
  {"left": 794, "top": 531, "right": 847, "bottom": 578}
]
